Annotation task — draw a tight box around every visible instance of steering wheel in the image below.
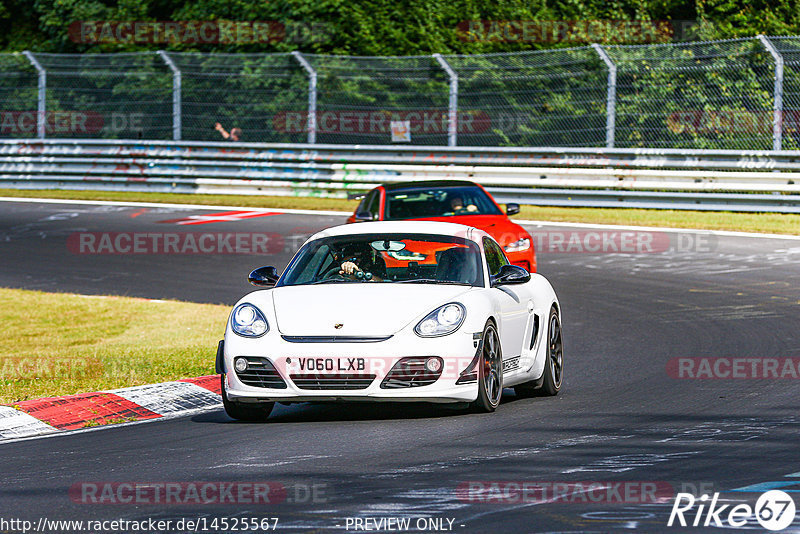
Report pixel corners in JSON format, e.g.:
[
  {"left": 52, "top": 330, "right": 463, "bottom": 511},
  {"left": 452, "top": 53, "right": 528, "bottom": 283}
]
[{"left": 320, "top": 265, "right": 348, "bottom": 280}]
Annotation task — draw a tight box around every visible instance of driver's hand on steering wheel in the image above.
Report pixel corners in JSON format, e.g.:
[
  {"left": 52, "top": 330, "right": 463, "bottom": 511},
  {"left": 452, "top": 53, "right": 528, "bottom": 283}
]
[{"left": 339, "top": 261, "right": 361, "bottom": 276}]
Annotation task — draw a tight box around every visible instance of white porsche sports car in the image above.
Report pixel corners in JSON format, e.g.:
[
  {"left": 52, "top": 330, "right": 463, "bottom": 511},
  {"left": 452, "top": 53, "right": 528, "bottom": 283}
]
[{"left": 217, "top": 221, "right": 563, "bottom": 421}]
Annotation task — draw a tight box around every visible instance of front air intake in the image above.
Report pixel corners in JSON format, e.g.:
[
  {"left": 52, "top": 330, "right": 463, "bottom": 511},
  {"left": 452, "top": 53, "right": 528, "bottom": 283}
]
[
  {"left": 290, "top": 374, "right": 376, "bottom": 390},
  {"left": 381, "top": 357, "right": 444, "bottom": 388},
  {"left": 234, "top": 357, "right": 287, "bottom": 389}
]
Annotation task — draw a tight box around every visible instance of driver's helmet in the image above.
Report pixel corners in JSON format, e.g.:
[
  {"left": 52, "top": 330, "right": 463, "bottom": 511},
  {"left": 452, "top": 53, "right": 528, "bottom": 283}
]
[
  {"left": 337, "top": 242, "right": 375, "bottom": 266},
  {"left": 336, "top": 241, "right": 386, "bottom": 278}
]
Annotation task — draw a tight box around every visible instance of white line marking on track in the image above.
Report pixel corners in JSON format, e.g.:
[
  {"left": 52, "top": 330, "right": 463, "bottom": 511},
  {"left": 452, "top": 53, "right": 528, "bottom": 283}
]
[
  {"left": 371, "top": 434, "right": 632, "bottom": 479},
  {"left": 210, "top": 454, "right": 336, "bottom": 470}
]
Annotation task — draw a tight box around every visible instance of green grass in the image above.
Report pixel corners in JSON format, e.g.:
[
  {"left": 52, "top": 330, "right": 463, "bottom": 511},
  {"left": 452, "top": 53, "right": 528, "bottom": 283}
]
[
  {"left": 514, "top": 206, "right": 800, "bottom": 235},
  {"left": 83, "top": 417, "right": 137, "bottom": 428},
  {"left": 0, "top": 188, "right": 798, "bottom": 235},
  {"left": 0, "top": 288, "right": 229, "bottom": 404}
]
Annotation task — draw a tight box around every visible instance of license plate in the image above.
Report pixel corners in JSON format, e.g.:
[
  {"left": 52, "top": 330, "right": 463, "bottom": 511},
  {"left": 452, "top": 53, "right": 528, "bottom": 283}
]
[{"left": 296, "top": 357, "right": 366, "bottom": 372}]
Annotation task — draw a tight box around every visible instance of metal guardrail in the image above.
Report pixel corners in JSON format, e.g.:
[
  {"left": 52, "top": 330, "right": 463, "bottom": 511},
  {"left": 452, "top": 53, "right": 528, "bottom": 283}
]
[{"left": 1, "top": 139, "right": 800, "bottom": 213}]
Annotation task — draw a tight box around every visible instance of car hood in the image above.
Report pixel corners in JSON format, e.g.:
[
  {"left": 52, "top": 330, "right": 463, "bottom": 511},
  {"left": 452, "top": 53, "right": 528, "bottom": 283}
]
[
  {"left": 271, "top": 284, "right": 472, "bottom": 337},
  {"left": 414, "top": 215, "right": 527, "bottom": 245}
]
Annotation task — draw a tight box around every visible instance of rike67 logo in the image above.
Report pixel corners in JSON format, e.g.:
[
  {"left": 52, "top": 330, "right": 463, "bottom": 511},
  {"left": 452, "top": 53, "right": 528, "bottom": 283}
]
[{"left": 668, "top": 490, "right": 796, "bottom": 530}]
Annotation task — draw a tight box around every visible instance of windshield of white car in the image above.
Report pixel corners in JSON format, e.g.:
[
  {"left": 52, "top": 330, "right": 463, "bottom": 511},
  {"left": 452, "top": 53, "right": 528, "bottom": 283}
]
[
  {"left": 277, "top": 233, "right": 483, "bottom": 287},
  {"left": 384, "top": 186, "right": 503, "bottom": 220}
]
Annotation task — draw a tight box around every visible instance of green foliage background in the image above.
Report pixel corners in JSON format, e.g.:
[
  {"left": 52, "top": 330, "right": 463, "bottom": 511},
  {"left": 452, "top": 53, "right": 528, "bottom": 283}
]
[{"left": 1, "top": 0, "right": 798, "bottom": 55}]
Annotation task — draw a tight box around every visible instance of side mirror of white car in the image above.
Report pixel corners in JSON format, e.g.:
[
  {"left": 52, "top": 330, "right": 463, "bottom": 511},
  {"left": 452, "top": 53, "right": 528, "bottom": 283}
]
[
  {"left": 491, "top": 264, "right": 531, "bottom": 287},
  {"left": 248, "top": 266, "right": 280, "bottom": 287}
]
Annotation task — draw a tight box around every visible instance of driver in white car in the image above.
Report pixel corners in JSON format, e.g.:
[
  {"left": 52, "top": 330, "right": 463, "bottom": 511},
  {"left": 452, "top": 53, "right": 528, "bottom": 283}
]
[{"left": 338, "top": 243, "right": 387, "bottom": 281}]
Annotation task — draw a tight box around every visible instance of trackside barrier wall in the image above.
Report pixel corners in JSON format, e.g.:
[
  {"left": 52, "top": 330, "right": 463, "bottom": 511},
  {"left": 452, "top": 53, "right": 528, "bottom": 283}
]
[{"left": 1, "top": 140, "right": 800, "bottom": 212}]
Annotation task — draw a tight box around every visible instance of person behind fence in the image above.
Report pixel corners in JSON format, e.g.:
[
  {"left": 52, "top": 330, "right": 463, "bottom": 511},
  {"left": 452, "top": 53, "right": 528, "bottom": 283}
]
[{"left": 214, "top": 123, "right": 242, "bottom": 141}]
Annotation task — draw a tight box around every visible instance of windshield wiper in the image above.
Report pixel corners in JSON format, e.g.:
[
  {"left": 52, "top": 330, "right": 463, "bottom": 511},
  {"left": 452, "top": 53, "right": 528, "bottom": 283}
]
[
  {"left": 311, "top": 278, "right": 358, "bottom": 285},
  {"left": 396, "top": 278, "right": 471, "bottom": 285}
]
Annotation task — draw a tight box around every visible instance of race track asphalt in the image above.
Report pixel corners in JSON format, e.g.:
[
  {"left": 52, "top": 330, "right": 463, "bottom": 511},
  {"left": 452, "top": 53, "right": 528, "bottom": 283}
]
[{"left": 1, "top": 199, "right": 799, "bottom": 533}]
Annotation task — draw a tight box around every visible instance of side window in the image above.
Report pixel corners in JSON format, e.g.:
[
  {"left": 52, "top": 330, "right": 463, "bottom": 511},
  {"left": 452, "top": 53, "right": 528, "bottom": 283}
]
[
  {"left": 356, "top": 191, "right": 373, "bottom": 215},
  {"left": 288, "top": 245, "right": 332, "bottom": 284},
  {"left": 483, "top": 237, "right": 509, "bottom": 277},
  {"left": 367, "top": 190, "right": 381, "bottom": 220}
]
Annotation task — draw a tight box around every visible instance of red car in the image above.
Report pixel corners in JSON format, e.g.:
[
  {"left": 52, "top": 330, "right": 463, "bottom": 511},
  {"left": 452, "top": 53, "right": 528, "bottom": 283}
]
[{"left": 347, "top": 180, "right": 536, "bottom": 272}]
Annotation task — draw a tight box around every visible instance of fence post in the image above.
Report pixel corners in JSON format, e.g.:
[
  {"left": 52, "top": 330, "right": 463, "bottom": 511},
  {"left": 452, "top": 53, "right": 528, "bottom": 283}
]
[
  {"left": 592, "top": 44, "right": 616, "bottom": 148},
  {"left": 433, "top": 53, "right": 458, "bottom": 147},
  {"left": 291, "top": 51, "right": 317, "bottom": 145},
  {"left": 758, "top": 35, "right": 784, "bottom": 151},
  {"left": 22, "top": 51, "right": 46, "bottom": 140},
  {"left": 158, "top": 51, "right": 181, "bottom": 141}
]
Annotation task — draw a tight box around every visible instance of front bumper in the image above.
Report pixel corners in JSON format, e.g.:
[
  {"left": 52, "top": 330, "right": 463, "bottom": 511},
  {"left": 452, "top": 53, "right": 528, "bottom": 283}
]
[{"left": 223, "top": 328, "right": 480, "bottom": 404}]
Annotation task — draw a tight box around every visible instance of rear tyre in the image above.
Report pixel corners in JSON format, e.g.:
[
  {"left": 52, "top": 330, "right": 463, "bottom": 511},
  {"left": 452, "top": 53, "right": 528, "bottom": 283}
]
[
  {"left": 221, "top": 374, "right": 274, "bottom": 422},
  {"left": 539, "top": 307, "right": 563, "bottom": 396},
  {"left": 514, "top": 306, "right": 563, "bottom": 398},
  {"left": 471, "top": 322, "right": 503, "bottom": 413}
]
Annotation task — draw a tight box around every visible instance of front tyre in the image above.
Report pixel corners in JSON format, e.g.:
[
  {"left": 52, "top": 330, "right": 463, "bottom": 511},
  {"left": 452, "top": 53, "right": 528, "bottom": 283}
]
[
  {"left": 221, "top": 374, "right": 274, "bottom": 422},
  {"left": 471, "top": 322, "right": 503, "bottom": 413}
]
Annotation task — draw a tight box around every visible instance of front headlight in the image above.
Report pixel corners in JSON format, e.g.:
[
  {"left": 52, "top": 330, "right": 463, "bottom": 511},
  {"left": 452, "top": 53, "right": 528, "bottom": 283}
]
[
  {"left": 414, "top": 303, "right": 466, "bottom": 337},
  {"left": 504, "top": 237, "right": 531, "bottom": 253},
  {"left": 230, "top": 303, "right": 268, "bottom": 337}
]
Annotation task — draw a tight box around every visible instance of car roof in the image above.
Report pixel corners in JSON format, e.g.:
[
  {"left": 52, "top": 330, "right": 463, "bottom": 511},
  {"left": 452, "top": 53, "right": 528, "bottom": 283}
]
[
  {"left": 381, "top": 180, "right": 479, "bottom": 192},
  {"left": 307, "top": 220, "right": 490, "bottom": 243}
]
